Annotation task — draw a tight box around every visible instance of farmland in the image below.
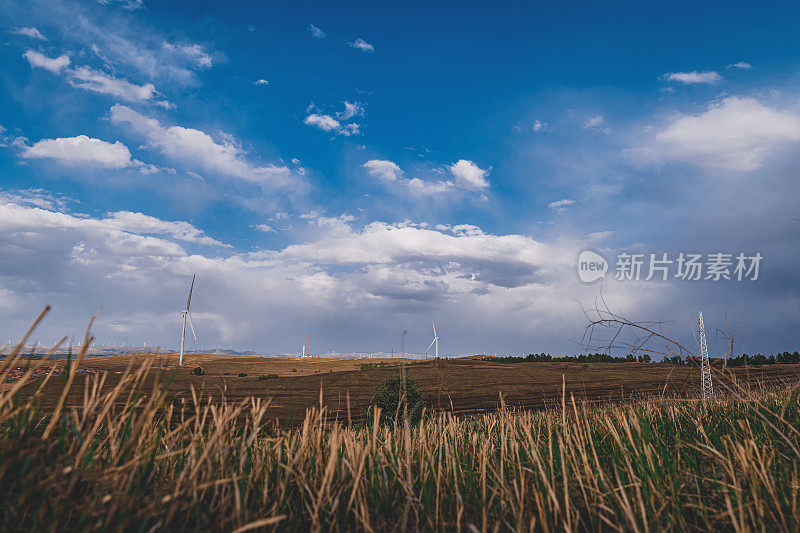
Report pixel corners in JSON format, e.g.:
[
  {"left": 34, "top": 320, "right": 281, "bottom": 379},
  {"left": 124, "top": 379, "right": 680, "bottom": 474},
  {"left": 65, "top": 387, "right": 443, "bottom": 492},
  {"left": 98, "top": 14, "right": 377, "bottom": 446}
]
[{"left": 16, "top": 352, "right": 800, "bottom": 423}]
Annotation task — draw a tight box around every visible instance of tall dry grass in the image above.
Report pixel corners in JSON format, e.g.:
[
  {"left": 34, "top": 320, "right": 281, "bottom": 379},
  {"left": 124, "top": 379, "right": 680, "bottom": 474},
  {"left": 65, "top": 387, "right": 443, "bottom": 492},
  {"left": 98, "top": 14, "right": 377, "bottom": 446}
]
[{"left": 1, "top": 311, "right": 799, "bottom": 531}]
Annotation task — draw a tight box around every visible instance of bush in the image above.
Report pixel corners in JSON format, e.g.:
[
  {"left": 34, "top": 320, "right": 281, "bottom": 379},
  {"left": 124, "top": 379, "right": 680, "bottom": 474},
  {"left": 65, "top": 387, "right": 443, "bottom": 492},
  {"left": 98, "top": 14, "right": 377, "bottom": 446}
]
[
  {"left": 368, "top": 373, "right": 425, "bottom": 426},
  {"left": 238, "top": 373, "right": 247, "bottom": 377},
  {"left": 191, "top": 366, "right": 204, "bottom": 376},
  {"left": 257, "top": 373, "right": 278, "bottom": 380}
]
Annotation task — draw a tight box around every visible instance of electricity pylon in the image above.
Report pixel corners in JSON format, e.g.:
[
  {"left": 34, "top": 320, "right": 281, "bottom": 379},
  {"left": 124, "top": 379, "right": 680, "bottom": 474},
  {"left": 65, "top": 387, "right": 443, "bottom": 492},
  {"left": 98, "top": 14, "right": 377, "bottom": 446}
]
[{"left": 698, "top": 311, "right": 714, "bottom": 400}]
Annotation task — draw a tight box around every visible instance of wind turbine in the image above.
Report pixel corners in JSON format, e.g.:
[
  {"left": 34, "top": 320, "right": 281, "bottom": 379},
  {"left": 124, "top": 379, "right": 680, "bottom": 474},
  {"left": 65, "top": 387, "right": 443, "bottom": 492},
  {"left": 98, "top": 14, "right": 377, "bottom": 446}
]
[
  {"left": 178, "top": 274, "right": 199, "bottom": 367},
  {"left": 426, "top": 321, "right": 440, "bottom": 359}
]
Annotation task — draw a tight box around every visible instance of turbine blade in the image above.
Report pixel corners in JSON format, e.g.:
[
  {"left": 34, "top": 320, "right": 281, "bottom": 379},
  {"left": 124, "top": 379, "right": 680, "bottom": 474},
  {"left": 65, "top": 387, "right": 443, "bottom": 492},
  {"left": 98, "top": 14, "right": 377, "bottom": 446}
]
[
  {"left": 186, "top": 273, "right": 196, "bottom": 311},
  {"left": 432, "top": 321, "right": 437, "bottom": 338},
  {"left": 187, "top": 313, "right": 199, "bottom": 347},
  {"left": 426, "top": 338, "right": 436, "bottom": 353}
]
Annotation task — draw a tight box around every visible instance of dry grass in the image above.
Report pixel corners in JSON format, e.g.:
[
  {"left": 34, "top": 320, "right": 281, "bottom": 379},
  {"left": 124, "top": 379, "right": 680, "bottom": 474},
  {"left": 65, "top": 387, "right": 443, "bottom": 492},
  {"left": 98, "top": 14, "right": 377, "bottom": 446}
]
[{"left": 1, "top": 312, "right": 800, "bottom": 531}]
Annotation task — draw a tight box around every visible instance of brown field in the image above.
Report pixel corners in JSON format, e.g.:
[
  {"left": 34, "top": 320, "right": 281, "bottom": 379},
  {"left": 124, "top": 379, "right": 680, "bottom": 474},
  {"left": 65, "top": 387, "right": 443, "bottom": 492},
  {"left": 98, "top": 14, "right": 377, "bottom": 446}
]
[{"left": 16, "top": 352, "right": 800, "bottom": 424}]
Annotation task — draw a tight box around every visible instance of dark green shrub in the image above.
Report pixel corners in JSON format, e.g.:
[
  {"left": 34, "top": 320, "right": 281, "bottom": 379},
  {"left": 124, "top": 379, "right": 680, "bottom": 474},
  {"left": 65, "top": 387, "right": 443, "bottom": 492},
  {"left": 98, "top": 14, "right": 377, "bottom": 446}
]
[
  {"left": 192, "top": 366, "right": 204, "bottom": 376},
  {"left": 238, "top": 372, "right": 247, "bottom": 377},
  {"left": 368, "top": 373, "right": 425, "bottom": 426}
]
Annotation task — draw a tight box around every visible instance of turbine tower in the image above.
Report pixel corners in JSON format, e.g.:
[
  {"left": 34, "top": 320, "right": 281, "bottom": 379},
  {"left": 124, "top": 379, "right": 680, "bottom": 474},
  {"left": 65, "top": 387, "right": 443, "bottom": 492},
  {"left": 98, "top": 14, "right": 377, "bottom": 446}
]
[
  {"left": 178, "top": 274, "right": 199, "bottom": 367},
  {"left": 698, "top": 311, "right": 713, "bottom": 399},
  {"left": 426, "top": 321, "right": 440, "bottom": 359}
]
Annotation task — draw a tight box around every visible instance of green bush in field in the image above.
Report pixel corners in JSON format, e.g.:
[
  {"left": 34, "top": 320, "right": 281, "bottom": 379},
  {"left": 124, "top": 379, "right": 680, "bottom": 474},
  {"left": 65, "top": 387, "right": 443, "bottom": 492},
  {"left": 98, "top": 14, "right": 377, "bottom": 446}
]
[{"left": 369, "top": 373, "right": 425, "bottom": 426}]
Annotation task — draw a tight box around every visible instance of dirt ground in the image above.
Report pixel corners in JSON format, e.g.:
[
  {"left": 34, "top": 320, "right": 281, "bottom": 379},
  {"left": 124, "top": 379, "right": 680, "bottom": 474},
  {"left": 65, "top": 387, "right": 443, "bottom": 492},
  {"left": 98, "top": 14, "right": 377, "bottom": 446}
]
[{"left": 13, "top": 352, "right": 800, "bottom": 424}]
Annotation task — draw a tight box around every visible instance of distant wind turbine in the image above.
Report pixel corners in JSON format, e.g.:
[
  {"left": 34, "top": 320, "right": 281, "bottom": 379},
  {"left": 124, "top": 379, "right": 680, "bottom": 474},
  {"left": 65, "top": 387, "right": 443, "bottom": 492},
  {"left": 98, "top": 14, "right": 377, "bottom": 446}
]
[
  {"left": 178, "top": 274, "right": 199, "bottom": 367},
  {"left": 426, "top": 321, "right": 440, "bottom": 359}
]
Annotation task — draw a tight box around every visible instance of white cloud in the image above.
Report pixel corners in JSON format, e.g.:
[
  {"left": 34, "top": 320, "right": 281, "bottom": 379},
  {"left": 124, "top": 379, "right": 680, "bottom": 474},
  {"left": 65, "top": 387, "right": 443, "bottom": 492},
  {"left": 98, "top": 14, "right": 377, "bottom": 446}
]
[
  {"left": 24, "top": 49, "right": 169, "bottom": 106},
  {"left": 363, "top": 159, "right": 489, "bottom": 196},
  {"left": 406, "top": 178, "right": 453, "bottom": 196},
  {"left": 587, "top": 230, "right": 613, "bottom": 242},
  {"left": 103, "top": 211, "right": 229, "bottom": 246},
  {"left": 339, "top": 123, "right": 361, "bottom": 136},
  {"left": 337, "top": 101, "right": 364, "bottom": 120},
  {"left": 663, "top": 71, "right": 722, "bottom": 84},
  {"left": 21, "top": 135, "right": 141, "bottom": 169},
  {"left": 109, "top": 104, "right": 293, "bottom": 186},
  {"left": 10, "top": 27, "right": 46, "bottom": 40},
  {"left": 0, "top": 188, "right": 71, "bottom": 211},
  {"left": 0, "top": 194, "right": 662, "bottom": 354},
  {"left": 643, "top": 96, "right": 800, "bottom": 171},
  {"left": 548, "top": 198, "right": 575, "bottom": 210},
  {"left": 582, "top": 115, "right": 605, "bottom": 130},
  {"left": 96, "top": 0, "right": 145, "bottom": 10},
  {"left": 253, "top": 224, "right": 276, "bottom": 233},
  {"left": 304, "top": 101, "right": 365, "bottom": 136},
  {"left": 254, "top": 79, "right": 269, "bottom": 86},
  {"left": 162, "top": 42, "right": 212, "bottom": 69},
  {"left": 449, "top": 159, "right": 490, "bottom": 190},
  {"left": 70, "top": 16, "right": 211, "bottom": 86},
  {"left": 348, "top": 38, "right": 374, "bottom": 53},
  {"left": 308, "top": 24, "right": 326, "bottom": 39},
  {"left": 68, "top": 66, "right": 161, "bottom": 103},
  {"left": 23, "top": 50, "right": 70, "bottom": 73},
  {"left": 727, "top": 61, "right": 752, "bottom": 70},
  {"left": 304, "top": 114, "right": 340, "bottom": 132},
  {"left": 363, "top": 160, "right": 402, "bottom": 182},
  {"left": 532, "top": 120, "right": 547, "bottom": 132}
]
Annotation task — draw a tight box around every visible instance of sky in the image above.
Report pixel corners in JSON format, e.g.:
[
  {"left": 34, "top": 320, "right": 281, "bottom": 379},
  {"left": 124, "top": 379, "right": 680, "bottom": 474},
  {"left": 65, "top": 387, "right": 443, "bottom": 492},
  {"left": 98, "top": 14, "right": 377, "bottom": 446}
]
[{"left": 0, "top": 0, "right": 799, "bottom": 357}]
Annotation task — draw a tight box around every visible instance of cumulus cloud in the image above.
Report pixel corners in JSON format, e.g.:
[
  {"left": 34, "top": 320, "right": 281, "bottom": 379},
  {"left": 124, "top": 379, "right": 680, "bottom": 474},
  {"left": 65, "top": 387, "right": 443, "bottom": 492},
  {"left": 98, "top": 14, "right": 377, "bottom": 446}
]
[
  {"left": 10, "top": 27, "right": 46, "bottom": 40},
  {"left": 348, "top": 38, "right": 374, "bottom": 53},
  {"left": 21, "top": 135, "right": 142, "bottom": 169},
  {"left": 304, "top": 103, "right": 362, "bottom": 136},
  {"left": 362, "top": 159, "right": 489, "bottom": 196},
  {"left": 308, "top": 24, "right": 325, "bottom": 38},
  {"left": 532, "top": 120, "right": 547, "bottom": 132},
  {"left": 304, "top": 114, "right": 340, "bottom": 132},
  {"left": 363, "top": 159, "right": 403, "bottom": 182},
  {"left": 0, "top": 193, "right": 681, "bottom": 355},
  {"left": 254, "top": 79, "right": 269, "bottom": 86},
  {"left": 641, "top": 96, "right": 800, "bottom": 171},
  {"left": 727, "top": 61, "right": 752, "bottom": 70},
  {"left": 449, "top": 159, "right": 490, "bottom": 190},
  {"left": 23, "top": 50, "right": 70, "bottom": 73},
  {"left": 663, "top": 71, "right": 722, "bottom": 84},
  {"left": 109, "top": 104, "right": 293, "bottom": 186}
]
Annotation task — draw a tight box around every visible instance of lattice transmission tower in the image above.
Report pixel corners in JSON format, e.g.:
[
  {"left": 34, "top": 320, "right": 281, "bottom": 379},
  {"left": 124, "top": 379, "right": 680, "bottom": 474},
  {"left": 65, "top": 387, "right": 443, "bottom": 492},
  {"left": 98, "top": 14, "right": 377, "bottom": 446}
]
[{"left": 698, "top": 311, "right": 714, "bottom": 399}]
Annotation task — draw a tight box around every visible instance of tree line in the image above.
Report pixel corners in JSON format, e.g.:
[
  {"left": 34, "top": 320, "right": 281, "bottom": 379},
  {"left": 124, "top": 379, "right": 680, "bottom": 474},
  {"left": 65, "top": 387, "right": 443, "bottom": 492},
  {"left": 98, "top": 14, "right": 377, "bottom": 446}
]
[{"left": 495, "top": 351, "right": 800, "bottom": 365}]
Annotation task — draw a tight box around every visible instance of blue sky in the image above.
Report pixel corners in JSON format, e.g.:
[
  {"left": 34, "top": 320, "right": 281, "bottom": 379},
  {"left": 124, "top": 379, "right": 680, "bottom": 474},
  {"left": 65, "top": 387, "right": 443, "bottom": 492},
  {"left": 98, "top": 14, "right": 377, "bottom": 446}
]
[{"left": 1, "top": 0, "right": 799, "bottom": 356}]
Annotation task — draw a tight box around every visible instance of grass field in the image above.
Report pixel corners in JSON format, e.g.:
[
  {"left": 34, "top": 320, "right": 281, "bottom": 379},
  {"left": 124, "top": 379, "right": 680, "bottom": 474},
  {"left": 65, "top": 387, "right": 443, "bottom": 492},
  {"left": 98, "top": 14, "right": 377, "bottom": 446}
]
[{"left": 2, "top": 324, "right": 800, "bottom": 530}]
